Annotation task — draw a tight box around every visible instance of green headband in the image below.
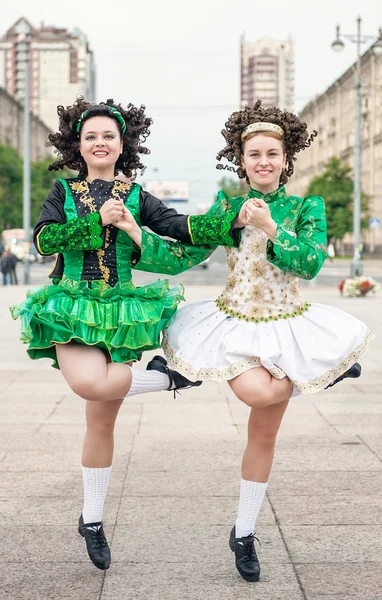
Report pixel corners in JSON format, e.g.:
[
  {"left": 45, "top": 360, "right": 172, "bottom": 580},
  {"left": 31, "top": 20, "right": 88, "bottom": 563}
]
[{"left": 76, "top": 106, "right": 127, "bottom": 135}]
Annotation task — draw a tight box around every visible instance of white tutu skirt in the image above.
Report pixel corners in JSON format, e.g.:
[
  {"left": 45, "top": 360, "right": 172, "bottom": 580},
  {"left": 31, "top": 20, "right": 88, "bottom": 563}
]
[{"left": 162, "top": 299, "right": 372, "bottom": 395}]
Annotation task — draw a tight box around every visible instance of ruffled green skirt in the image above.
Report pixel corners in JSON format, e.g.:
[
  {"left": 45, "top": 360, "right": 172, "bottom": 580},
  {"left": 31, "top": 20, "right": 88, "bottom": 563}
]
[{"left": 10, "top": 277, "right": 184, "bottom": 368}]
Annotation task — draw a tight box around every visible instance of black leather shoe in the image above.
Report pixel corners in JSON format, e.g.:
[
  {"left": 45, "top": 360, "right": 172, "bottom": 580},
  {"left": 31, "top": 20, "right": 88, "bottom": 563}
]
[
  {"left": 325, "top": 362, "right": 362, "bottom": 389},
  {"left": 229, "top": 526, "right": 260, "bottom": 582},
  {"left": 147, "top": 355, "right": 202, "bottom": 395},
  {"left": 78, "top": 514, "right": 111, "bottom": 570}
]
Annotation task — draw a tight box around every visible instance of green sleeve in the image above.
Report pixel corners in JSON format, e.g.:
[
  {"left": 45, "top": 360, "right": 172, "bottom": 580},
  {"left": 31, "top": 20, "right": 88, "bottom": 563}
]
[
  {"left": 266, "top": 196, "right": 327, "bottom": 280},
  {"left": 132, "top": 230, "right": 215, "bottom": 275},
  {"left": 36, "top": 213, "right": 103, "bottom": 255},
  {"left": 187, "top": 191, "right": 243, "bottom": 247}
]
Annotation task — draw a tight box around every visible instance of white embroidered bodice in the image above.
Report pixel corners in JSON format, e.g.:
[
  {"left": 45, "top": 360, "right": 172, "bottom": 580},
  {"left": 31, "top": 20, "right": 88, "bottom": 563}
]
[{"left": 216, "top": 225, "right": 309, "bottom": 323}]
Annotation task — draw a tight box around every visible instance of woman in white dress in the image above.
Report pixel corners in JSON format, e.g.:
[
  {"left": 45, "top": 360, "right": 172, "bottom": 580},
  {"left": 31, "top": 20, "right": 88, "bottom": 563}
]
[{"left": 158, "top": 101, "right": 372, "bottom": 582}]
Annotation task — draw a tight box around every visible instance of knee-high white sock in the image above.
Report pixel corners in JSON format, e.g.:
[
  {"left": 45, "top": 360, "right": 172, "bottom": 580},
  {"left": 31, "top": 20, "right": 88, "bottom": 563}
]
[
  {"left": 235, "top": 479, "right": 268, "bottom": 538},
  {"left": 82, "top": 466, "right": 112, "bottom": 524},
  {"left": 125, "top": 366, "right": 170, "bottom": 397}
]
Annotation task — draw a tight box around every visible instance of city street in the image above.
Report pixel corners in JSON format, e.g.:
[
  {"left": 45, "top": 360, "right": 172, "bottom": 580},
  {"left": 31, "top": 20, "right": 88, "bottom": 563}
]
[
  {"left": 11, "top": 252, "right": 382, "bottom": 288},
  {"left": 1, "top": 277, "right": 381, "bottom": 600}
]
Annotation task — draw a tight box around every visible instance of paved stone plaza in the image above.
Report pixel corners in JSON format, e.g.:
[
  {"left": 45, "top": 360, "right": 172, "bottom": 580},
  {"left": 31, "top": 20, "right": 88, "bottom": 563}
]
[{"left": 1, "top": 282, "right": 381, "bottom": 600}]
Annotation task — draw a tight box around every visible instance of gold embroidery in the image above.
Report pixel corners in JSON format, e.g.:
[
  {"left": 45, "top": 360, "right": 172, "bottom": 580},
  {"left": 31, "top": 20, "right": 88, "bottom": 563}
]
[
  {"left": 35, "top": 225, "right": 46, "bottom": 255},
  {"left": 68, "top": 179, "right": 129, "bottom": 282},
  {"left": 69, "top": 180, "right": 96, "bottom": 213},
  {"left": 111, "top": 180, "right": 132, "bottom": 200},
  {"left": 249, "top": 261, "right": 267, "bottom": 279}
]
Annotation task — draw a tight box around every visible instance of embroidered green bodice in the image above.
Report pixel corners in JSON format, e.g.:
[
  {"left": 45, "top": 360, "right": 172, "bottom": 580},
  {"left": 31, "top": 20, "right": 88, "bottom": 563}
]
[{"left": 35, "top": 178, "right": 226, "bottom": 286}]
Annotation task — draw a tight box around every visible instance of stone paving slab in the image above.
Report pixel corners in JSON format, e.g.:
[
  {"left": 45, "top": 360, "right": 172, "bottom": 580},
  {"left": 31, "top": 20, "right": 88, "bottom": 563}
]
[
  {"left": 0, "top": 496, "right": 120, "bottom": 526},
  {"left": 124, "top": 465, "right": 240, "bottom": 498},
  {"left": 272, "top": 440, "right": 382, "bottom": 471},
  {"left": 282, "top": 525, "right": 382, "bottom": 563},
  {"left": 116, "top": 495, "right": 276, "bottom": 526},
  {"left": 101, "top": 561, "right": 304, "bottom": 600},
  {"left": 268, "top": 470, "right": 382, "bottom": 497},
  {"left": 0, "top": 450, "right": 131, "bottom": 472},
  {"left": 272, "top": 495, "right": 382, "bottom": 525},
  {"left": 3, "top": 564, "right": 103, "bottom": 600},
  {"left": 111, "top": 524, "right": 289, "bottom": 564},
  {"left": 0, "top": 470, "right": 125, "bottom": 498},
  {"left": 295, "top": 563, "right": 382, "bottom": 600},
  {"left": 1, "top": 283, "right": 382, "bottom": 599}
]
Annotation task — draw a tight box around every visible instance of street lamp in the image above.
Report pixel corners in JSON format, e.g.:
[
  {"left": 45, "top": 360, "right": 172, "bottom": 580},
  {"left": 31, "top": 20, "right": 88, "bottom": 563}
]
[
  {"left": 14, "top": 19, "right": 32, "bottom": 284},
  {"left": 331, "top": 17, "right": 382, "bottom": 276}
]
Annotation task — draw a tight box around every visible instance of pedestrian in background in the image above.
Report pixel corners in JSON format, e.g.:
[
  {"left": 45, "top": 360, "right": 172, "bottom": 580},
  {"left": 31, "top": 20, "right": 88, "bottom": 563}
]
[
  {"left": 327, "top": 240, "right": 335, "bottom": 263},
  {"left": 1, "top": 248, "right": 11, "bottom": 285}
]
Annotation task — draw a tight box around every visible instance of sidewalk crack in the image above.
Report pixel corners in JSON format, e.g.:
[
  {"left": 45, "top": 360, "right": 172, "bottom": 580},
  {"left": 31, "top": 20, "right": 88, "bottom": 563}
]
[
  {"left": 267, "top": 492, "right": 308, "bottom": 600},
  {"left": 35, "top": 394, "right": 64, "bottom": 433}
]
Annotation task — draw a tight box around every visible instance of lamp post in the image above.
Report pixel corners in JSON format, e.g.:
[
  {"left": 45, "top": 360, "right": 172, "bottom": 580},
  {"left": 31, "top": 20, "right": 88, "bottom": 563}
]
[
  {"left": 332, "top": 18, "right": 382, "bottom": 276},
  {"left": 14, "top": 20, "right": 32, "bottom": 284}
]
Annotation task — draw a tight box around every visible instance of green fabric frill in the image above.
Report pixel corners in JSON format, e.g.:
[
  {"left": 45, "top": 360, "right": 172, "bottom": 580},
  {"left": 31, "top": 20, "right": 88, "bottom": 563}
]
[{"left": 10, "top": 277, "right": 185, "bottom": 368}]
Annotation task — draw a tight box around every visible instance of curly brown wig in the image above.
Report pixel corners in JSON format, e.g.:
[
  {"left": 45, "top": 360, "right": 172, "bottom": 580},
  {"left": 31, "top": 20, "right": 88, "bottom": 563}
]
[
  {"left": 47, "top": 97, "right": 152, "bottom": 177},
  {"left": 216, "top": 100, "right": 317, "bottom": 185}
]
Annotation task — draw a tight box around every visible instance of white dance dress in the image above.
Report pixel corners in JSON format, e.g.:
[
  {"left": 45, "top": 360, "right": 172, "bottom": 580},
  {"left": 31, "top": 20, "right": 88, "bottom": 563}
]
[{"left": 162, "top": 186, "right": 372, "bottom": 395}]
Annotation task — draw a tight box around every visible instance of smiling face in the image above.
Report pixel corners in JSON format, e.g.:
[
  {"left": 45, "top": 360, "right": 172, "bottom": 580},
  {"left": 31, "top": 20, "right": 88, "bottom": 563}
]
[
  {"left": 79, "top": 116, "right": 123, "bottom": 179},
  {"left": 241, "top": 133, "right": 286, "bottom": 194}
]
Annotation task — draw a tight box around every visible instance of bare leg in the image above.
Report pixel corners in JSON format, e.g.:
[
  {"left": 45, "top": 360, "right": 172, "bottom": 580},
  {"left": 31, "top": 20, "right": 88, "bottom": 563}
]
[
  {"left": 56, "top": 343, "right": 132, "bottom": 402},
  {"left": 241, "top": 399, "right": 289, "bottom": 482},
  {"left": 82, "top": 398, "right": 124, "bottom": 467},
  {"left": 228, "top": 368, "right": 291, "bottom": 581},
  {"left": 229, "top": 366, "right": 293, "bottom": 409}
]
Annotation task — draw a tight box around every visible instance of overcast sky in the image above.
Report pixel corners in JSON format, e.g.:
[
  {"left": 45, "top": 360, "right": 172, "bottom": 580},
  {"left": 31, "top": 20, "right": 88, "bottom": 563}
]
[{"left": 2, "top": 0, "right": 382, "bottom": 206}]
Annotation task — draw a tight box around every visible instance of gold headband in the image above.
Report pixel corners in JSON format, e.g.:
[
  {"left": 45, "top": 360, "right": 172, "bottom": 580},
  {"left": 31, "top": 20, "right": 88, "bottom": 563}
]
[{"left": 241, "top": 122, "right": 284, "bottom": 141}]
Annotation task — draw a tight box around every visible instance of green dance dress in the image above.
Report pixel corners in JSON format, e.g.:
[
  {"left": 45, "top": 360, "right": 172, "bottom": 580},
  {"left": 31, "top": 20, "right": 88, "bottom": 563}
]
[{"left": 11, "top": 178, "right": 238, "bottom": 368}]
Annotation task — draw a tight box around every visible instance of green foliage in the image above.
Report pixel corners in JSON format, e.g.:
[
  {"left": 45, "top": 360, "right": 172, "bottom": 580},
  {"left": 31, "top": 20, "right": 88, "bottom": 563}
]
[
  {"left": 305, "top": 157, "right": 370, "bottom": 240},
  {"left": 0, "top": 144, "right": 23, "bottom": 231},
  {"left": 217, "top": 176, "right": 248, "bottom": 199},
  {"left": 31, "top": 158, "right": 72, "bottom": 225},
  {"left": 0, "top": 143, "right": 72, "bottom": 231}
]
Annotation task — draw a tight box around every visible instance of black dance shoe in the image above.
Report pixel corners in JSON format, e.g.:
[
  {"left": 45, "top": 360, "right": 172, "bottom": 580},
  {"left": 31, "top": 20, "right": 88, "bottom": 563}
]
[
  {"left": 78, "top": 514, "right": 111, "bottom": 570},
  {"left": 325, "top": 362, "right": 362, "bottom": 389},
  {"left": 229, "top": 526, "right": 260, "bottom": 582},
  {"left": 147, "top": 355, "right": 202, "bottom": 395}
]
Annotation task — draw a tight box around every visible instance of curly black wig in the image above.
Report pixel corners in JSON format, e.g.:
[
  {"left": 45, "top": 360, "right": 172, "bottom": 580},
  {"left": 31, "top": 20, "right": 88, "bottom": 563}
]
[
  {"left": 47, "top": 97, "right": 152, "bottom": 177},
  {"left": 216, "top": 100, "right": 318, "bottom": 184}
]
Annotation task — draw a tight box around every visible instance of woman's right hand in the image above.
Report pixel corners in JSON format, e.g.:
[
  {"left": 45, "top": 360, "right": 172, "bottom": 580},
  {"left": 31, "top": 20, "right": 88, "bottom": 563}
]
[{"left": 99, "top": 199, "right": 124, "bottom": 226}]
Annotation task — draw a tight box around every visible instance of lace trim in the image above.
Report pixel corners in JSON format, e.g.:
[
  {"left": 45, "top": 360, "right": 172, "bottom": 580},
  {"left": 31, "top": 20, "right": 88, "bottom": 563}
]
[
  {"left": 162, "top": 335, "right": 262, "bottom": 380},
  {"left": 162, "top": 328, "right": 373, "bottom": 389},
  {"left": 293, "top": 328, "right": 373, "bottom": 393}
]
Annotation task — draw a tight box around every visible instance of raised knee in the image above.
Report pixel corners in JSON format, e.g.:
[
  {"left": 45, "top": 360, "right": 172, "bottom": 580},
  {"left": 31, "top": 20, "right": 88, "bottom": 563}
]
[
  {"left": 71, "top": 379, "right": 101, "bottom": 401},
  {"left": 236, "top": 384, "right": 272, "bottom": 408}
]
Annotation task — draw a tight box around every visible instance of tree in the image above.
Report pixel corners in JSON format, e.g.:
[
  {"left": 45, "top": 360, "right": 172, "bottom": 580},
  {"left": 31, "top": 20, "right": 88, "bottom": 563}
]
[
  {"left": 0, "top": 143, "right": 23, "bottom": 231},
  {"left": 217, "top": 176, "right": 248, "bottom": 199},
  {"left": 305, "top": 157, "right": 369, "bottom": 241},
  {"left": 0, "top": 144, "right": 73, "bottom": 231}
]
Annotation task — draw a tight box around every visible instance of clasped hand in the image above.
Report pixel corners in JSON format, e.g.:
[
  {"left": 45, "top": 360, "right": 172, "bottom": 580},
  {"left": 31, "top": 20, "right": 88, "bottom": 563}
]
[
  {"left": 236, "top": 198, "right": 273, "bottom": 230},
  {"left": 99, "top": 199, "right": 138, "bottom": 234}
]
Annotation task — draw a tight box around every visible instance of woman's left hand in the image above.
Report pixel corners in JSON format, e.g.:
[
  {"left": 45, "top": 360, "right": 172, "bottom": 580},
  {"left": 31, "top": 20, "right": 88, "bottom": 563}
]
[
  {"left": 114, "top": 206, "right": 138, "bottom": 233},
  {"left": 114, "top": 205, "right": 143, "bottom": 247},
  {"left": 243, "top": 199, "right": 277, "bottom": 241}
]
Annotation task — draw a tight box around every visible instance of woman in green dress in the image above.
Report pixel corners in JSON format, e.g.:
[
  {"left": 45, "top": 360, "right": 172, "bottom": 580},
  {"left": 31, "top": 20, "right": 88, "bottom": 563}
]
[{"left": 11, "top": 98, "right": 239, "bottom": 571}]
